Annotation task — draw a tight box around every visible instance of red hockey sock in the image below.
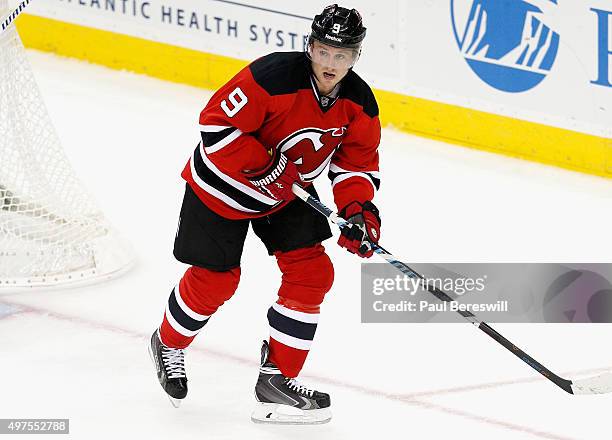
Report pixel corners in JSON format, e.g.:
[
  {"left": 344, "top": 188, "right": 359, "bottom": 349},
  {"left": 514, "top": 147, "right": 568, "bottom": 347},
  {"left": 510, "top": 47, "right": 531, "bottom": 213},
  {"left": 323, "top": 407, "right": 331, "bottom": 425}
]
[
  {"left": 267, "top": 245, "right": 334, "bottom": 377},
  {"left": 159, "top": 266, "right": 240, "bottom": 348}
]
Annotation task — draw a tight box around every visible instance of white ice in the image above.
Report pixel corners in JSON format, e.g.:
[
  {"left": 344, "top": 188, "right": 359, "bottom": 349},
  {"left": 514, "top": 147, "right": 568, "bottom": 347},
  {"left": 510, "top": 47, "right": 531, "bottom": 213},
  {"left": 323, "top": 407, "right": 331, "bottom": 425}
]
[{"left": 1, "top": 50, "right": 612, "bottom": 440}]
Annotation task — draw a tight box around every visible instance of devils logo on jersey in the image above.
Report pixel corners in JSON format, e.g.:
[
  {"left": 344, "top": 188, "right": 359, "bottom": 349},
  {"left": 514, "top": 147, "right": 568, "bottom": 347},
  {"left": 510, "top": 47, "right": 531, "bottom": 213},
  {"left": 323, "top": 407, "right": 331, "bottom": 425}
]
[{"left": 278, "top": 127, "right": 346, "bottom": 181}]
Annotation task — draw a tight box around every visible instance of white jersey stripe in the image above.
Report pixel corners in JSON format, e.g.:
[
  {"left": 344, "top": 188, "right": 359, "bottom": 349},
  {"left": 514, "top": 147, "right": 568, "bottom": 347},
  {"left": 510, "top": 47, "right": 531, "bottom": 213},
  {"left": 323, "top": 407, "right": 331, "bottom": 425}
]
[
  {"left": 203, "top": 128, "right": 243, "bottom": 154},
  {"left": 329, "top": 163, "right": 351, "bottom": 174},
  {"left": 199, "top": 124, "right": 232, "bottom": 132},
  {"left": 189, "top": 152, "right": 259, "bottom": 213},
  {"left": 331, "top": 171, "right": 377, "bottom": 193},
  {"left": 198, "top": 143, "right": 278, "bottom": 205},
  {"left": 330, "top": 163, "right": 380, "bottom": 178}
]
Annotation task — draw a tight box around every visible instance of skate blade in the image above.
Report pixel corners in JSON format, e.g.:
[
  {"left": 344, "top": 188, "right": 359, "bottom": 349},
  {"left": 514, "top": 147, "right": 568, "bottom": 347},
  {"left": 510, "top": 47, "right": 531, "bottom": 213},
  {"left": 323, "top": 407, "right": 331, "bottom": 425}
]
[
  {"left": 251, "top": 403, "right": 331, "bottom": 425},
  {"left": 147, "top": 339, "right": 184, "bottom": 409},
  {"left": 168, "top": 396, "right": 182, "bottom": 408}
]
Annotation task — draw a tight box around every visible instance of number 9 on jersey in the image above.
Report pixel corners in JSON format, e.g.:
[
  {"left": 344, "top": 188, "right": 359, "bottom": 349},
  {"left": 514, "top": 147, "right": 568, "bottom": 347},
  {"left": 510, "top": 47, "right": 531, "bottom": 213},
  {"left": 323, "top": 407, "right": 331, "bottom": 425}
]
[{"left": 221, "top": 87, "right": 248, "bottom": 117}]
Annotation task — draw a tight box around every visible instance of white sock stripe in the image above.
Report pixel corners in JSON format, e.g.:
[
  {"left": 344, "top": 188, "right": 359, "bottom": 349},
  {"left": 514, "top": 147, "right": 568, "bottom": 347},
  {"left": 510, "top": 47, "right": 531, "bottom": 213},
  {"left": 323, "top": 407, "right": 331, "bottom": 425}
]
[
  {"left": 270, "top": 327, "right": 312, "bottom": 350},
  {"left": 174, "top": 284, "right": 210, "bottom": 321},
  {"left": 164, "top": 304, "right": 200, "bottom": 337},
  {"left": 272, "top": 302, "right": 319, "bottom": 324}
]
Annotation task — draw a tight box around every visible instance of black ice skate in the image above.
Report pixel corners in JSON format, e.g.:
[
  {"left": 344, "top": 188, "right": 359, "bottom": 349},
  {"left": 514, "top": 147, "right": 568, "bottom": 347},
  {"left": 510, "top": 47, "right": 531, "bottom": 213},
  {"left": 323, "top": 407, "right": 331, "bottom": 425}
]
[
  {"left": 251, "top": 340, "right": 331, "bottom": 424},
  {"left": 148, "top": 330, "right": 188, "bottom": 408}
]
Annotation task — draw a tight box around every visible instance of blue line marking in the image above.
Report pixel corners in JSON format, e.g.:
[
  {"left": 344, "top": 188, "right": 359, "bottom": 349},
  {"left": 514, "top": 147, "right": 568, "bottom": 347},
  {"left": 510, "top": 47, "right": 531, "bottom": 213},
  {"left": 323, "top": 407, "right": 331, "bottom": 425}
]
[{"left": 0, "top": 303, "right": 20, "bottom": 319}]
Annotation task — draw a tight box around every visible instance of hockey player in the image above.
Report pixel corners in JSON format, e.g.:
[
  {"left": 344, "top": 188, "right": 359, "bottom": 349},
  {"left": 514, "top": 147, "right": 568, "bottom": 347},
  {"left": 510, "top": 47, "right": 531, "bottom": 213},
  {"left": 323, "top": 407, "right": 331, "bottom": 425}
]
[{"left": 149, "top": 4, "right": 381, "bottom": 424}]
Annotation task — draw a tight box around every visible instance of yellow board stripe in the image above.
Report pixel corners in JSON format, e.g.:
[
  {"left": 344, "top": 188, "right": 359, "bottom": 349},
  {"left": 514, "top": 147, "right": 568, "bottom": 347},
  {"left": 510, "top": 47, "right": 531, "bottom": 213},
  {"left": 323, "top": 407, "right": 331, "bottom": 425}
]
[
  {"left": 376, "top": 90, "right": 612, "bottom": 177},
  {"left": 16, "top": 14, "right": 248, "bottom": 91},
  {"left": 15, "top": 14, "right": 611, "bottom": 177}
]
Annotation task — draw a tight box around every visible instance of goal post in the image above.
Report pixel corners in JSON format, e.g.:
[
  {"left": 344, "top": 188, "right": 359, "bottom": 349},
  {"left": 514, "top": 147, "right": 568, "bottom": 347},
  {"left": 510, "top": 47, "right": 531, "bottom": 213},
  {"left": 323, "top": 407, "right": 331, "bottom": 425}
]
[{"left": 0, "top": 0, "right": 135, "bottom": 290}]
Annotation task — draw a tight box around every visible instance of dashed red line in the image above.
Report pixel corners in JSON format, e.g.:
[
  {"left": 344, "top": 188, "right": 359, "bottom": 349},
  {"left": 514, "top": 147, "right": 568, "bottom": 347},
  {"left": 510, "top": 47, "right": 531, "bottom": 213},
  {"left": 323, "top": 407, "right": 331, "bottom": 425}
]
[{"left": 0, "top": 300, "right": 590, "bottom": 440}]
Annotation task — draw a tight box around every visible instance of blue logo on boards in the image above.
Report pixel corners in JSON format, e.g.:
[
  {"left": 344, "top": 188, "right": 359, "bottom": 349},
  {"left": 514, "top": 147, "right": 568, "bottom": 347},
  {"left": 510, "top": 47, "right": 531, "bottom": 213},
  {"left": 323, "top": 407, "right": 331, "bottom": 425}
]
[{"left": 451, "top": 0, "right": 560, "bottom": 93}]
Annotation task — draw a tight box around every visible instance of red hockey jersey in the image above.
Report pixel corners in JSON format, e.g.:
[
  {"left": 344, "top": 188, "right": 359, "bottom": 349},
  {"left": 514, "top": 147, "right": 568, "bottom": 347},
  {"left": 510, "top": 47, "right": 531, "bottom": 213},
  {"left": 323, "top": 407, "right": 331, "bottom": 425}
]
[{"left": 182, "top": 51, "right": 381, "bottom": 220}]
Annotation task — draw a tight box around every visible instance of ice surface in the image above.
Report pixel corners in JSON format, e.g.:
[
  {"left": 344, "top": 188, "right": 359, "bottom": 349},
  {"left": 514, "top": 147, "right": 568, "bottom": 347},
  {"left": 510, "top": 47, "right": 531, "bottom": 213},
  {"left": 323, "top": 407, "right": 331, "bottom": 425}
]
[{"left": 1, "top": 50, "right": 611, "bottom": 440}]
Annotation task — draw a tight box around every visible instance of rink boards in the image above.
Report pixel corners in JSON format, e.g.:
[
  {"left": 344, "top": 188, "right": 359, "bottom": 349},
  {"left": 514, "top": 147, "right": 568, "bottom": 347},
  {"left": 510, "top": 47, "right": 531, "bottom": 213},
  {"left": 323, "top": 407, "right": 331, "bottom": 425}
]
[{"left": 9, "top": 0, "right": 612, "bottom": 177}]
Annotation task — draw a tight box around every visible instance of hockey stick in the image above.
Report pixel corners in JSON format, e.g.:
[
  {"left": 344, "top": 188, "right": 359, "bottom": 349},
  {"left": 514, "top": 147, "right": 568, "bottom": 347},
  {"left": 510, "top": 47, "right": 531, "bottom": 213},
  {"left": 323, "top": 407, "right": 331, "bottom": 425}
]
[
  {"left": 1, "top": 0, "right": 32, "bottom": 32},
  {"left": 292, "top": 183, "right": 612, "bottom": 395}
]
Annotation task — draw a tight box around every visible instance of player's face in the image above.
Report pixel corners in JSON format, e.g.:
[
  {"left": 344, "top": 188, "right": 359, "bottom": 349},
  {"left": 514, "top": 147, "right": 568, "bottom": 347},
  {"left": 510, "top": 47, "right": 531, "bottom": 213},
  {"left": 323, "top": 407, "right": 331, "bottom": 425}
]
[{"left": 309, "top": 41, "right": 357, "bottom": 93}]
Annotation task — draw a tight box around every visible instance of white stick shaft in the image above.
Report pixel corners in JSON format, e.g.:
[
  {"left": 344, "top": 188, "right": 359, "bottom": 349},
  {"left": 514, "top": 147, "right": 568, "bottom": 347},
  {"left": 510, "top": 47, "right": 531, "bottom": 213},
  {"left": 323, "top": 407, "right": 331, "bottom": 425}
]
[
  {"left": 291, "top": 183, "right": 311, "bottom": 202},
  {"left": 291, "top": 183, "right": 345, "bottom": 226}
]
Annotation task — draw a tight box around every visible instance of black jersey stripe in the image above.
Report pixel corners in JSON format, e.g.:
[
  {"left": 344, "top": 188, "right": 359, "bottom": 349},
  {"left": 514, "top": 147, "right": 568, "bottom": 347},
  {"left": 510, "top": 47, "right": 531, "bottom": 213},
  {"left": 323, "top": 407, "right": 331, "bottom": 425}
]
[
  {"left": 267, "top": 306, "right": 318, "bottom": 341},
  {"left": 192, "top": 145, "right": 278, "bottom": 213},
  {"left": 201, "top": 127, "right": 238, "bottom": 149}
]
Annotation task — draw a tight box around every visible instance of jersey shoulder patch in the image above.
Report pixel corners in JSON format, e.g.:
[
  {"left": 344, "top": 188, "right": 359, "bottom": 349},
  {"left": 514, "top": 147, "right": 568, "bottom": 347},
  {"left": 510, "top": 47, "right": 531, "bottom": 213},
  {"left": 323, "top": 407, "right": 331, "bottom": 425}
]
[
  {"left": 249, "top": 52, "right": 310, "bottom": 96},
  {"left": 340, "top": 71, "right": 379, "bottom": 118}
]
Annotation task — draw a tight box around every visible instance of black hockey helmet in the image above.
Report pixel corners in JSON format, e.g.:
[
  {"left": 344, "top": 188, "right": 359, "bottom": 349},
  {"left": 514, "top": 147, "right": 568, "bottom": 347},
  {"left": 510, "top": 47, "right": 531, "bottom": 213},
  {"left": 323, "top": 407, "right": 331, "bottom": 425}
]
[{"left": 309, "top": 4, "right": 366, "bottom": 50}]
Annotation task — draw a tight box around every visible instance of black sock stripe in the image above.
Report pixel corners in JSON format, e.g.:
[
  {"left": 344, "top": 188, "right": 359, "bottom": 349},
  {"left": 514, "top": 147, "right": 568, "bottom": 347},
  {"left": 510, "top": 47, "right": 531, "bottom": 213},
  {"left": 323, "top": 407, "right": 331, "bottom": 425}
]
[
  {"left": 168, "top": 290, "right": 209, "bottom": 332},
  {"left": 267, "top": 307, "right": 318, "bottom": 341}
]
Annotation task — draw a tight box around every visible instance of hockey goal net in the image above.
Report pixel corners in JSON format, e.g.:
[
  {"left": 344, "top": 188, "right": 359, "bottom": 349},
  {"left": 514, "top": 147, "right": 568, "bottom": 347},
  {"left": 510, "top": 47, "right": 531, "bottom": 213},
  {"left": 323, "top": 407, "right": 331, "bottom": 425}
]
[{"left": 0, "top": 1, "right": 134, "bottom": 290}]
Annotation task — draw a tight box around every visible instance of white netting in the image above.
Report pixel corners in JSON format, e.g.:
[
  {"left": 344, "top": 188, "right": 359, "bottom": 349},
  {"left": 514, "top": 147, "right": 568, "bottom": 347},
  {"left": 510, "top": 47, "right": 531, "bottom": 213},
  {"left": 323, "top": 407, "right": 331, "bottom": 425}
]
[{"left": 0, "top": 2, "right": 134, "bottom": 290}]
